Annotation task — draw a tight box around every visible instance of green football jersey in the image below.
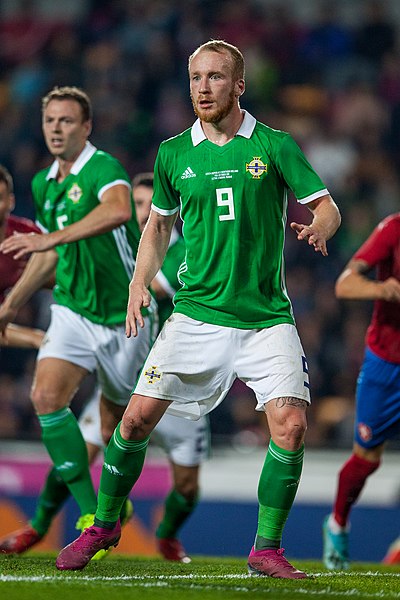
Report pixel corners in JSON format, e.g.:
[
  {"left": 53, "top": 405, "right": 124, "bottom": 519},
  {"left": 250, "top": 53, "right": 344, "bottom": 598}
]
[
  {"left": 32, "top": 142, "right": 141, "bottom": 325},
  {"left": 152, "top": 111, "right": 328, "bottom": 329},
  {"left": 154, "top": 230, "right": 185, "bottom": 329}
]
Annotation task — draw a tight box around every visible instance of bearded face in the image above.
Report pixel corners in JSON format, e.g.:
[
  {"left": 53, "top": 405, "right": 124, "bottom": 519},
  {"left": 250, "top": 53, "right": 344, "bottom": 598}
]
[
  {"left": 189, "top": 50, "right": 241, "bottom": 125},
  {"left": 191, "top": 85, "right": 236, "bottom": 124}
]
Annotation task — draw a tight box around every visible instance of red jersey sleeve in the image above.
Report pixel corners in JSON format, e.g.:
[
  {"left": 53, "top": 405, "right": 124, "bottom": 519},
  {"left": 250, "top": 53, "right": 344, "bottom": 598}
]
[{"left": 354, "top": 214, "right": 400, "bottom": 268}]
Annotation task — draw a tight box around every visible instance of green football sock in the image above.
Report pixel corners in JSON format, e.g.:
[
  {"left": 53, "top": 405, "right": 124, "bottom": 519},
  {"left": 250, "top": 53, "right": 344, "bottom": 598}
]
[
  {"left": 156, "top": 489, "right": 198, "bottom": 539},
  {"left": 37, "top": 407, "right": 97, "bottom": 515},
  {"left": 255, "top": 439, "right": 304, "bottom": 550},
  {"left": 30, "top": 466, "right": 70, "bottom": 536},
  {"left": 95, "top": 422, "right": 149, "bottom": 527}
]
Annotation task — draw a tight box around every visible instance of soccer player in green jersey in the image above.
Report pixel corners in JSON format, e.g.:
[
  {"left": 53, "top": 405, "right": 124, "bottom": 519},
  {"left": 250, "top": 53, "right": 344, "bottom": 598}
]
[
  {"left": 56, "top": 42, "right": 341, "bottom": 577},
  {"left": 0, "top": 87, "right": 155, "bottom": 538}
]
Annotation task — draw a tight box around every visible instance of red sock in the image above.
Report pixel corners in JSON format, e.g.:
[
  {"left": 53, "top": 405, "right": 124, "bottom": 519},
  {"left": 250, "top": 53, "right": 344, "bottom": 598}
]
[{"left": 333, "top": 453, "right": 380, "bottom": 527}]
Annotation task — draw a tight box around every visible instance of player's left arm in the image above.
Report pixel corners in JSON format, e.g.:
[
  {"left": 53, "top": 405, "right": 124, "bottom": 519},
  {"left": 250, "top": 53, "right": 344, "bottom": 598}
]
[
  {"left": 0, "top": 184, "right": 131, "bottom": 259},
  {"left": 290, "top": 194, "right": 341, "bottom": 256},
  {"left": 1, "top": 323, "right": 45, "bottom": 348}
]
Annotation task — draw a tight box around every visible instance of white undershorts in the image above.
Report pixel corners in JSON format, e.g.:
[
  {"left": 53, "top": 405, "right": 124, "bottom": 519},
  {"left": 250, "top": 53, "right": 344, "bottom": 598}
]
[
  {"left": 134, "top": 313, "right": 311, "bottom": 420},
  {"left": 79, "top": 389, "right": 210, "bottom": 466},
  {"left": 38, "top": 304, "right": 154, "bottom": 405}
]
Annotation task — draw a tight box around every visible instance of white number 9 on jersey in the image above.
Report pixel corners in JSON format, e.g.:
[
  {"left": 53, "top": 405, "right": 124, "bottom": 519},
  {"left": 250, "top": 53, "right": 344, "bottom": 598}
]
[{"left": 216, "top": 187, "right": 235, "bottom": 221}]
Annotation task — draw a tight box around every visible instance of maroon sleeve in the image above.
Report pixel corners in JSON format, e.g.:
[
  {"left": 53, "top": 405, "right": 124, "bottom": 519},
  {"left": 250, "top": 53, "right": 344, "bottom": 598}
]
[
  {"left": 353, "top": 216, "right": 399, "bottom": 268},
  {"left": 11, "top": 216, "right": 41, "bottom": 235}
]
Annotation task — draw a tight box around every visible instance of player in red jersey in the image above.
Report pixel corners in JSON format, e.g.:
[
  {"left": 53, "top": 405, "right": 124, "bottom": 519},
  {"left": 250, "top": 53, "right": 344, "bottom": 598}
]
[
  {"left": 0, "top": 164, "right": 44, "bottom": 348},
  {"left": 322, "top": 213, "right": 400, "bottom": 569}
]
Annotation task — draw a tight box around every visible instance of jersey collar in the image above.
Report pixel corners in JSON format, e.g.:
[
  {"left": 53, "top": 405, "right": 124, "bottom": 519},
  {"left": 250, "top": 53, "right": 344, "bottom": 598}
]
[
  {"left": 46, "top": 142, "right": 97, "bottom": 180},
  {"left": 191, "top": 110, "right": 256, "bottom": 147}
]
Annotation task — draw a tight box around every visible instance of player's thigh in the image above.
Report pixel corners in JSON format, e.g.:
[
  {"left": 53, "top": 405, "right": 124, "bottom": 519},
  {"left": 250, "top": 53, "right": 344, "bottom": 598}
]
[
  {"left": 236, "top": 323, "right": 310, "bottom": 410},
  {"left": 96, "top": 317, "right": 154, "bottom": 405},
  {"left": 153, "top": 413, "right": 210, "bottom": 466},
  {"left": 32, "top": 357, "right": 88, "bottom": 413}
]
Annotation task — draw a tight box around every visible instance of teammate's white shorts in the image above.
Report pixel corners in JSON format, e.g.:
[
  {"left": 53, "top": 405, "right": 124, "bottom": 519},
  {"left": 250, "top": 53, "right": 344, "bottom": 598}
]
[
  {"left": 134, "top": 313, "right": 311, "bottom": 420},
  {"left": 79, "top": 390, "right": 210, "bottom": 466},
  {"left": 38, "top": 304, "right": 155, "bottom": 405}
]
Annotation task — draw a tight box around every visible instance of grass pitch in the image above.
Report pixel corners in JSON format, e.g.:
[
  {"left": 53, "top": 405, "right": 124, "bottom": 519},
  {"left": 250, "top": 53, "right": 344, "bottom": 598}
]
[{"left": 1, "top": 554, "right": 399, "bottom": 600}]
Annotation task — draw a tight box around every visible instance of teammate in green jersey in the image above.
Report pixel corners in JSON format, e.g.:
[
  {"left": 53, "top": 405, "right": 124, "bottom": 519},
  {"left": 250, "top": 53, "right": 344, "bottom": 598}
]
[
  {"left": 56, "top": 42, "right": 341, "bottom": 577},
  {"left": 0, "top": 172, "right": 208, "bottom": 564},
  {"left": 0, "top": 87, "right": 155, "bottom": 536}
]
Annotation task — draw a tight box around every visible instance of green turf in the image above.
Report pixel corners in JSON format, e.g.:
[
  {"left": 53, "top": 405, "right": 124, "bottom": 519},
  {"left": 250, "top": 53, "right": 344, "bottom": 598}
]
[{"left": 0, "top": 554, "right": 399, "bottom": 600}]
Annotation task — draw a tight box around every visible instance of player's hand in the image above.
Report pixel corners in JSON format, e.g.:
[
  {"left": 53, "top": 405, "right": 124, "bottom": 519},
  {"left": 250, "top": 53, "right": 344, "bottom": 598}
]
[
  {"left": 125, "top": 282, "right": 152, "bottom": 338},
  {"left": 0, "top": 232, "right": 53, "bottom": 259},
  {"left": 378, "top": 277, "right": 400, "bottom": 302},
  {"left": 290, "top": 222, "right": 328, "bottom": 256}
]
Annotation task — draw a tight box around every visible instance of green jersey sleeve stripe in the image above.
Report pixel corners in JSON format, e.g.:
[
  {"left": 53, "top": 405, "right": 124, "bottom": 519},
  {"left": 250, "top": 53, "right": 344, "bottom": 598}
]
[{"left": 112, "top": 225, "right": 135, "bottom": 279}]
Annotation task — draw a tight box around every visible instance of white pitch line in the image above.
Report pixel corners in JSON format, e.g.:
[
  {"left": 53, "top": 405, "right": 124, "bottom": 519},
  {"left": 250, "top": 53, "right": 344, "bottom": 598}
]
[{"left": 1, "top": 572, "right": 400, "bottom": 598}]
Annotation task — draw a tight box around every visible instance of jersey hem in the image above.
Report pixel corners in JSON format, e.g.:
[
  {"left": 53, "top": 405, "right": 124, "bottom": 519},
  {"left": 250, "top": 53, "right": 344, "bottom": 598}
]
[{"left": 173, "top": 307, "right": 295, "bottom": 330}]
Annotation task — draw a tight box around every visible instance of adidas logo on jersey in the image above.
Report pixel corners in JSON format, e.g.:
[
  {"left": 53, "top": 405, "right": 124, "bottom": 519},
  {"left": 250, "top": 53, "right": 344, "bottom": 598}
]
[{"left": 181, "top": 166, "right": 197, "bottom": 179}]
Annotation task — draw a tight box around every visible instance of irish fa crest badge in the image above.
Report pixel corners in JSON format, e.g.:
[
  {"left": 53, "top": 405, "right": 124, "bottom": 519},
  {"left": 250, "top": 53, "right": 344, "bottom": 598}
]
[
  {"left": 144, "top": 366, "right": 162, "bottom": 384},
  {"left": 67, "top": 183, "right": 83, "bottom": 204},
  {"left": 246, "top": 157, "right": 267, "bottom": 179}
]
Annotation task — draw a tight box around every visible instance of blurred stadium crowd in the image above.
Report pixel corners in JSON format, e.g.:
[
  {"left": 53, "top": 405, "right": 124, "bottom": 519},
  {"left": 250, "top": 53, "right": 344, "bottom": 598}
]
[{"left": 1, "top": 0, "right": 400, "bottom": 449}]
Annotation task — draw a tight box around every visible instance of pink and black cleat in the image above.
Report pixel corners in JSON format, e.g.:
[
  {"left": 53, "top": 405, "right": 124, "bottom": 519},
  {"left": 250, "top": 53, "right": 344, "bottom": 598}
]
[
  {"left": 247, "top": 546, "right": 307, "bottom": 579},
  {"left": 56, "top": 521, "right": 121, "bottom": 571}
]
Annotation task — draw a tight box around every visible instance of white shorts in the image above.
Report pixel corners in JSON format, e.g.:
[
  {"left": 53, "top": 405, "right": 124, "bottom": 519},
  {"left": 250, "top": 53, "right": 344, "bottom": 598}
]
[
  {"left": 134, "top": 314, "right": 310, "bottom": 420},
  {"left": 79, "top": 389, "right": 210, "bottom": 466},
  {"left": 38, "top": 304, "right": 154, "bottom": 405}
]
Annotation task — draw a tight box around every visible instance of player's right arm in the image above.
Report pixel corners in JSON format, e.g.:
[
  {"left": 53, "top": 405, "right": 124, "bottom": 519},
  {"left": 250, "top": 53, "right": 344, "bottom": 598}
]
[
  {"left": 126, "top": 209, "right": 177, "bottom": 338},
  {"left": 335, "top": 258, "right": 400, "bottom": 302},
  {"left": 0, "top": 249, "right": 58, "bottom": 334}
]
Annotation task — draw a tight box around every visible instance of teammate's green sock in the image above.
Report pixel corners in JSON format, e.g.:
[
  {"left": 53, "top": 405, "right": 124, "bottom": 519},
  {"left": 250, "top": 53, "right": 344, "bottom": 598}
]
[
  {"left": 95, "top": 422, "right": 149, "bottom": 527},
  {"left": 30, "top": 466, "right": 70, "bottom": 536},
  {"left": 156, "top": 489, "right": 198, "bottom": 539},
  {"left": 37, "top": 407, "right": 97, "bottom": 515},
  {"left": 255, "top": 439, "right": 304, "bottom": 550}
]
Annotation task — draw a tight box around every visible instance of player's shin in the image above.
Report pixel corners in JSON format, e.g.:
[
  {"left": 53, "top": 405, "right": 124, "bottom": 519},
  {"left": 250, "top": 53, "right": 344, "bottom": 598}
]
[
  {"left": 255, "top": 440, "right": 304, "bottom": 549},
  {"left": 95, "top": 422, "right": 149, "bottom": 528},
  {"left": 31, "top": 466, "right": 71, "bottom": 536},
  {"left": 38, "top": 407, "right": 97, "bottom": 515}
]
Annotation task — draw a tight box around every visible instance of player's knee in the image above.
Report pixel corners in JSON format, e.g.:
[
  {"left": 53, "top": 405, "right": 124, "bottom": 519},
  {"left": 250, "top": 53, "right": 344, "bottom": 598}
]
[
  {"left": 31, "top": 384, "right": 64, "bottom": 414},
  {"left": 120, "top": 412, "right": 152, "bottom": 441},
  {"left": 272, "top": 415, "right": 307, "bottom": 451},
  {"left": 175, "top": 479, "right": 199, "bottom": 502}
]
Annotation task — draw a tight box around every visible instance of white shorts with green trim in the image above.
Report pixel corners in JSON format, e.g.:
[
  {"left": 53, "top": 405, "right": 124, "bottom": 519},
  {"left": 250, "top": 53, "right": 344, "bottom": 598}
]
[{"left": 134, "top": 313, "right": 311, "bottom": 420}]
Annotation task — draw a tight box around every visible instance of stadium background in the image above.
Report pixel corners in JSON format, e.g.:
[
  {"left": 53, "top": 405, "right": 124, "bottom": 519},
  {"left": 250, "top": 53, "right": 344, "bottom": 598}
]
[{"left": 0, "top": 0, "right": 399, "bottom": 562}]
